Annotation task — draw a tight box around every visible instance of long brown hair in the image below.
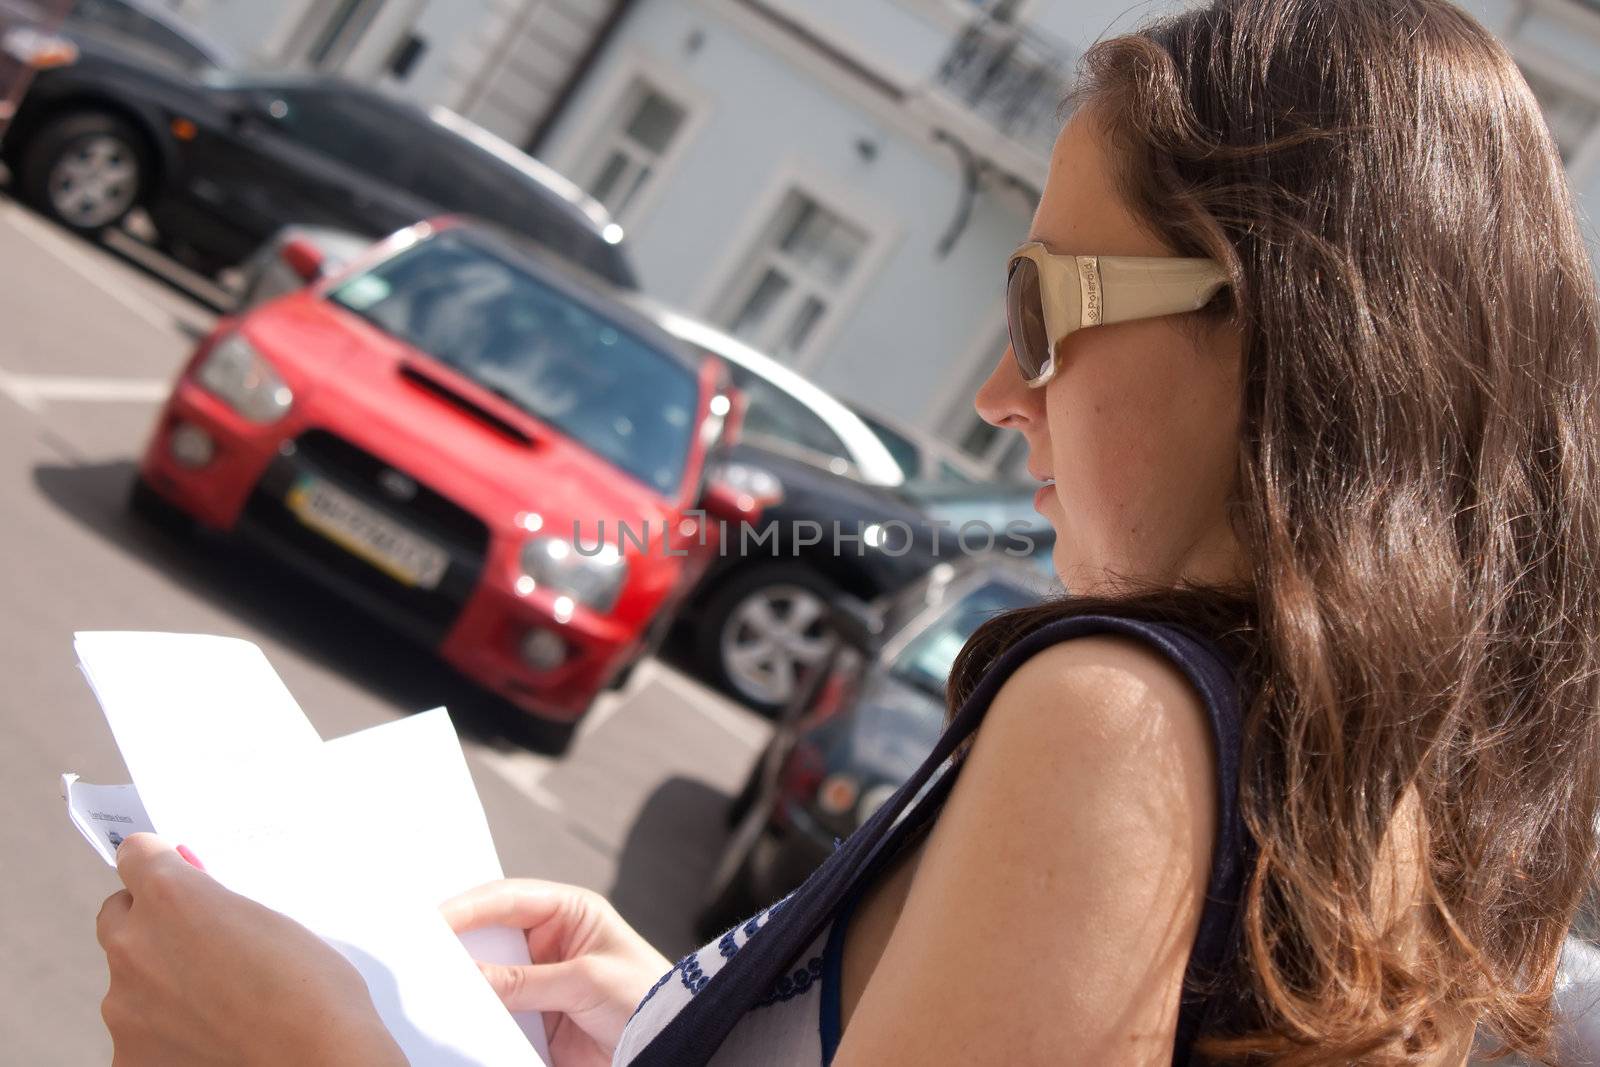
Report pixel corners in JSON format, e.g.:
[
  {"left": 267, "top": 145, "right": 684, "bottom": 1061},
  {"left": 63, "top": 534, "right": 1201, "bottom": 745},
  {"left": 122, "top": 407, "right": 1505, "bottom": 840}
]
[{"left": 948, "top": 1, "right": 1600, "bottom": 1061}]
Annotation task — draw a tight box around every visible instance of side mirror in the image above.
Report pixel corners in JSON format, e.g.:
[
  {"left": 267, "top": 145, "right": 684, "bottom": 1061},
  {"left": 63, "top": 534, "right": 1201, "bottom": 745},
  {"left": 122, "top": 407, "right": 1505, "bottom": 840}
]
[
  {"left": 699, "top": 478, "right": 760, "bottom": 525},
  {"left": 699, "top": 461, "right": 782, "bottom": 525},
  {"left": 280, "top": 237, "right": 326, "bottom": 284}
]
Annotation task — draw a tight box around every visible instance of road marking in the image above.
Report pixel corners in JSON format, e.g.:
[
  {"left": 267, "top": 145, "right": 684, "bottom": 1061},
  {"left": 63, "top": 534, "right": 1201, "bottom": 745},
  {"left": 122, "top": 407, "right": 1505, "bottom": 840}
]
[
  {"left": 0, "top": 367, "right": 42, "bottom": 411},
  {"left": 0, "top": 201, "right": 172, "bottom": 331},
  {"left": 0, "top": 369, "right": 168, "bottom": 408},
  {"left": 471, "top": 745, "right": 565, "bottom": 814}
]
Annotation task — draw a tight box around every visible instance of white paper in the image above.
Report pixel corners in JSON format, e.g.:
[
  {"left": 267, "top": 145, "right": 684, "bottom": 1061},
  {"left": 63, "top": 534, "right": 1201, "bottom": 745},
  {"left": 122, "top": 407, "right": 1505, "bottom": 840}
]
[
  {"left": 174, "top": 708, "right": 551, "bottom": 1058},
  {"left": 73, "top": 632, "right": 322, "bottom": 830},
  {"left": 64, "top": 632, "right": 552, "bottom": 1066},
  {"left": 61, "top": 774, "right": 154, "bottom": 865}
]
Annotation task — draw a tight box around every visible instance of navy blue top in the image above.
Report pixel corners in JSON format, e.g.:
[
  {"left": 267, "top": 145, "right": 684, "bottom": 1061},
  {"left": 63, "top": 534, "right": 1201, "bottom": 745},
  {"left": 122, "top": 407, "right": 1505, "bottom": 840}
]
[{"left": 631, "top": 614, "right": 1252, "bottom": 1066}]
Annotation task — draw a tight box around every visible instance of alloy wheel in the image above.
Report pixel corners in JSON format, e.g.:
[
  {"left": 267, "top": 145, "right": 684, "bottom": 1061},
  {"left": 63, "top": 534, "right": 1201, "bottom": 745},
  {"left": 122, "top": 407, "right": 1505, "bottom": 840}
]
[
  {"left": 47, "top": 135, "right": 140, "bottom": 229},
  {"left": 719, "top": 583, "right": 833, "bottom": 707}
]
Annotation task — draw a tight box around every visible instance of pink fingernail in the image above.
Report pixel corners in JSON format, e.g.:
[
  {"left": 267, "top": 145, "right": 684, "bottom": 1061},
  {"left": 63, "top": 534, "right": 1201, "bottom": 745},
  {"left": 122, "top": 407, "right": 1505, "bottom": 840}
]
[{"left": 176, "top": 844, "right": 206, "bottom": 872}]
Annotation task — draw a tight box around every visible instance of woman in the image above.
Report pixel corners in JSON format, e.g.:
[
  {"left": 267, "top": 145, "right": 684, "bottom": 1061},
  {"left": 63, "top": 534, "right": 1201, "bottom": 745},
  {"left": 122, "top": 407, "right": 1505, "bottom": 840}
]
[{"left": 94, "top": 0, "right": 1600, "bottom": 1063}]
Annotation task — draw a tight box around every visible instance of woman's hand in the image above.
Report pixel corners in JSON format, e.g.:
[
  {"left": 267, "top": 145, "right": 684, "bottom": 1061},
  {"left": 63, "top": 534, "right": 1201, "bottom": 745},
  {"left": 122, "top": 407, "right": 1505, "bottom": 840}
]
[
  {"left": 96, "top": 834, "right": 405, "bottom": 1067},
  {"left": 442, "top": 879, "right": 672, "bottom": 1067}
]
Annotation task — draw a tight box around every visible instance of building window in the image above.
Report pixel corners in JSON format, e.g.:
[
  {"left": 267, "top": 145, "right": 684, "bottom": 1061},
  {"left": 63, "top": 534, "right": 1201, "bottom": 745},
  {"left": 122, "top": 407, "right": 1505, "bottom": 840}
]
[
  {"left": 307, "top": 0, "right": 387, "bottom": 69},
  {"left": 584, "top": 79, "right": 688, "bottom": 218},
  {"left": 719, "top": 190, "right": 868, "bottom": 363},
  {"left": 1522, "top": 66, "right": 1599, "bottom": 164},
  {"left": 943, "top": 331, "right": 1027, "bottom": 473}
]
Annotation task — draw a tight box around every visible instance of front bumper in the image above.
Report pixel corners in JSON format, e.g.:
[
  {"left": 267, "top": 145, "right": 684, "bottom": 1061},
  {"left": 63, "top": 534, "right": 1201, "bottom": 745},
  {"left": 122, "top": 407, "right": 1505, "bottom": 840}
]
[{"left": 138, "top": 384, "right": 639, "bottom": 723}]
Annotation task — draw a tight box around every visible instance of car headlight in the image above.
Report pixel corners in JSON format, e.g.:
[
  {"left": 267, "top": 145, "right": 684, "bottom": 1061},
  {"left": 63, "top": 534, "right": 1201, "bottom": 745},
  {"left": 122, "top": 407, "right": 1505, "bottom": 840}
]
[
  {"left": 195, "top": 332, "right": 293, "bottom": 424},
  {"left": 519, "top": 536, "right": 627, "bottom": 613},
  {"left": 2, "top": 28, "right": 78, "bottom": 69}
]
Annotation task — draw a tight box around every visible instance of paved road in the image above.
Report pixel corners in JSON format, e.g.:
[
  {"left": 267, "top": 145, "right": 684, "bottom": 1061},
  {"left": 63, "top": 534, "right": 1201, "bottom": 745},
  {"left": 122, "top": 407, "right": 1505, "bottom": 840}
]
[{"left": 0, "top": 197, "right": 770, "bottom": 1064}]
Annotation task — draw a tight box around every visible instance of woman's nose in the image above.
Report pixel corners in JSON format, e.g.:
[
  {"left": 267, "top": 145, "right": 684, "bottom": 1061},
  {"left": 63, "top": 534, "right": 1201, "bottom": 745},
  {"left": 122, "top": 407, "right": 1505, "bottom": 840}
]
[{"left": 974, "top": 344, "right": 1040, "bottom": 430}]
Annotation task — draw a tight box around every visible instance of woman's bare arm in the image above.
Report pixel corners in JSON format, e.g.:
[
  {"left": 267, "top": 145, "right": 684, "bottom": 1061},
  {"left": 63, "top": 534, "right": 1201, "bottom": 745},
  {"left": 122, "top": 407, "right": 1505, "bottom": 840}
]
[{"left": 832, "top": 635, "right": 1221, "bottom": 1066}]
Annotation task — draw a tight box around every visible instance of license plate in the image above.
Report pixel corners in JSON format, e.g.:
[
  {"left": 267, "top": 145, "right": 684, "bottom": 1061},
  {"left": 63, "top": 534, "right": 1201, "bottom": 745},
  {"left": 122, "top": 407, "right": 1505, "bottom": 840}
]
[{"left": 285, "top": 475, "right": 449, "bottom": 589}]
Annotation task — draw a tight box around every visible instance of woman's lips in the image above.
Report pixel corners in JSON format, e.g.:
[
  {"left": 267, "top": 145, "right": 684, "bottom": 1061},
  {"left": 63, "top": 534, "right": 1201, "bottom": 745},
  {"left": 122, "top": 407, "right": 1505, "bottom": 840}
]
[{"left": 1033, "top": 480, "right": 1056, "bottom": 509}]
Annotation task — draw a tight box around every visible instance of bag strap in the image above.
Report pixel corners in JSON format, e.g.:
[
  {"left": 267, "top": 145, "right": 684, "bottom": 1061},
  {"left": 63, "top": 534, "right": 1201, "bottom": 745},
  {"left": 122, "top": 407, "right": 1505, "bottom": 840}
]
[{"left": 629, "top": 614, "right": 1244, "bottom": 1067}]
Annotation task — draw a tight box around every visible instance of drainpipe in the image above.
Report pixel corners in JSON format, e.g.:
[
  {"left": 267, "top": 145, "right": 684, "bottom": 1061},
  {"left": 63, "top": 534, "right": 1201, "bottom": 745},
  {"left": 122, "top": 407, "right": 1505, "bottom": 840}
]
[{"left": 524, "top": 0, "right": 639, "bottom": 157}]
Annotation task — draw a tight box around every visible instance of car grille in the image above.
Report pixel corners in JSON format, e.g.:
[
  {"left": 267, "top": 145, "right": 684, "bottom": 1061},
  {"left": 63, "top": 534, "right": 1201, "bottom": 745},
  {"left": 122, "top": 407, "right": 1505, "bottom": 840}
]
[{"left": 239, "top": 429, "right": 490, "bottom": 644}]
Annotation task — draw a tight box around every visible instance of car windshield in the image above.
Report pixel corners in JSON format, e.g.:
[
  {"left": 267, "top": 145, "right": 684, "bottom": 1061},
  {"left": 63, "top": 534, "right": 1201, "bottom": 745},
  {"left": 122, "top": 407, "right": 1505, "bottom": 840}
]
[
  {"left": 68, "top": 0, "right": 230, "bottom": 71},
  {"left": 889, "top": 580, "right": 1036, "bottom": 698},
  {"left": 325, "top": 230, "right": 699, "bottom": 495}
]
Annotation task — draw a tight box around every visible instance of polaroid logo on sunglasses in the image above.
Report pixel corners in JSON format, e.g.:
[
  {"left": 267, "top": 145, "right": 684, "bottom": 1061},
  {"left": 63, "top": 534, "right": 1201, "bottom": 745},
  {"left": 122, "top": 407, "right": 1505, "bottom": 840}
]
[{"left": 1078, "top": 256, "right": 1103, "bottom": 327}]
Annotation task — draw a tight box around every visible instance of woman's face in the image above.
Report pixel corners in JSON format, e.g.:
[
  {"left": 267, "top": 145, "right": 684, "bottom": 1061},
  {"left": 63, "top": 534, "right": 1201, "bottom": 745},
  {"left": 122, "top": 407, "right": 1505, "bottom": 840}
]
[{"left": 976, "top": 110, "right": 1247, "bottom": 595}]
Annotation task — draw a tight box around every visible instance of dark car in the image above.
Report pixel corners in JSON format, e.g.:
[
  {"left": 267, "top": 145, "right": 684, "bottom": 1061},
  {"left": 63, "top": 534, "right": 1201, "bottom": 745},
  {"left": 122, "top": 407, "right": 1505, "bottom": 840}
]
[
  {"left": 612, "top": 300, "right": 1048, "bottom": 713},
  {"left": 696, "top": 558, "right": 1047, "bottom": 936},
  {"left": 0, "top": 40, "right": 633, "bottom": 283},
  {"left": 680, "top": 445, "right": 950, "bottom": 714},
  {"left": 676, "top": 465, "right": 1056, "bottom": 715}
]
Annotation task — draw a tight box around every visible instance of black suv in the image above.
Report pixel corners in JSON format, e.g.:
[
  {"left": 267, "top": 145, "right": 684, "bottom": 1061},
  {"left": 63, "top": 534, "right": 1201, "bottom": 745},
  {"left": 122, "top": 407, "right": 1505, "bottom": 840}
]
[{"left": 1, "top": 38, "right": 634, "bottom": 284}]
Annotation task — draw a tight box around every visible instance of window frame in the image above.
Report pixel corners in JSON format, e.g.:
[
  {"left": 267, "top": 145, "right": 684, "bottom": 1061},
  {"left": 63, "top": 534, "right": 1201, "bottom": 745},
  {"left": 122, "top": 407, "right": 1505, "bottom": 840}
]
[
  {"left": 551, "top": 48, "right": 712, "bottom": 231},
  {"left": 583, "top": 80, "right": 689, "bottom": 218},
  {"left": 696, "top": 162, "right": 897, "bottom": 375},
  {"left": 717, "top": 190, "right": 871, "bottom": 362},
  {"left": 927, "top": 303, "right": 1021, "bottom": 475}
]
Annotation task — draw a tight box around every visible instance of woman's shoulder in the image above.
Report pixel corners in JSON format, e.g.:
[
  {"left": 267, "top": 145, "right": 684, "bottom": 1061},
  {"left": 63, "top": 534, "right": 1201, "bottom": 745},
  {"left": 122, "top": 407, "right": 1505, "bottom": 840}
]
[
  {"left": 972, "top": 631, "right": 1223, "bottom": 824},
  {"left": 825, "top": 632, "right": 1228, "bottom": 1063}
]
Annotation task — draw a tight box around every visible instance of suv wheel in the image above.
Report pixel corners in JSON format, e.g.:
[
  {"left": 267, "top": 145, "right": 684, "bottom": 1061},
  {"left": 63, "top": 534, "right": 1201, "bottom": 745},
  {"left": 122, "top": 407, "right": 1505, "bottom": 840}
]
[
  {"left": 20, "top": 111, "right": 148, "bottom": 234},
  {"left": 697, "top": 564, "right": 839, "bottom": 715}
]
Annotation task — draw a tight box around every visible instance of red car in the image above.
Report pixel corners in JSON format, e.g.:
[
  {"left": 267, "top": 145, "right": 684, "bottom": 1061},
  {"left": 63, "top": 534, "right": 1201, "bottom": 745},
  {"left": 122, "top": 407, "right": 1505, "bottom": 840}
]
[{"left": 134, "top": 218, "right": 752, "bottom": 739}]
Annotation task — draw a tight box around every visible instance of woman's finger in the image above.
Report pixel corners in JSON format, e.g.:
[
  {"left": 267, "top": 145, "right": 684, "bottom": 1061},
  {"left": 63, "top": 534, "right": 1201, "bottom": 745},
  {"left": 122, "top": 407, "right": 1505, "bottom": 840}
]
[
  {"left": 440, "top": 879, "right": 583, "bottom": 936},
  {"left": 113, "top": 834, "right": 196, "bottom": 895},
  {"left": 95, "top": 890, "right": 132, "bottom": 948},
  {"left": 475, "top": 957, "right": 597, "bottom": 1015}
]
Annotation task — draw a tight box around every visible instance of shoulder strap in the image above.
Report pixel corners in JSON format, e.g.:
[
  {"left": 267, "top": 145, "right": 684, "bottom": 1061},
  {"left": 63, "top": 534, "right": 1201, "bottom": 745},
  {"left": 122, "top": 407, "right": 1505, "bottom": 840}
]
[{"left": 629, "top": 614, "right": 1247, "bottom": 1067}]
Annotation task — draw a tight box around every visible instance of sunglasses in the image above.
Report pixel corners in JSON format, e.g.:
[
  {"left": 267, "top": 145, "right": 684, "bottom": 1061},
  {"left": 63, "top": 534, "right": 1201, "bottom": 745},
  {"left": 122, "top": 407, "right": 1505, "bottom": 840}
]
[{"left": 1005, "top": 242, "right": 1230, "bottom": 388}]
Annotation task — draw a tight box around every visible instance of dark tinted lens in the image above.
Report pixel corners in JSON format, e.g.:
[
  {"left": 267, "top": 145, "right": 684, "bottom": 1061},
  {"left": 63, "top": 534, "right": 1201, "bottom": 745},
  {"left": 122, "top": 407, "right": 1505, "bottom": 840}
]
[{"left": 1006, "top": 257, "right": 1048, "bottom": 381}]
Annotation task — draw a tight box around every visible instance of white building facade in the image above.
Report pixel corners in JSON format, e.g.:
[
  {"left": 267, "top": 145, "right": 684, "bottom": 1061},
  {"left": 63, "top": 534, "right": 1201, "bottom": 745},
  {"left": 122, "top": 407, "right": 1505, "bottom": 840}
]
[
  {"left": 168, "top": 0, "right": 1600, "bottom": 476},
  {"left": 536, "top": 0, "right": 1075, "bottom": 473},
  {"left": 165, "top": 0, "right": 622, "bottom": 149}
]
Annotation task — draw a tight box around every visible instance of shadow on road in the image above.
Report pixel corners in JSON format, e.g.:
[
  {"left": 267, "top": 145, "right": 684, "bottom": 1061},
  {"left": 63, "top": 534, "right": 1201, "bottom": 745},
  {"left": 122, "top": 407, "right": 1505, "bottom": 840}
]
[
  {"left": 32, "top": 457, "right": 553, "bottom": 754},
  {"left": 609, "top": 775, "right": 748, "bottom": 960}
]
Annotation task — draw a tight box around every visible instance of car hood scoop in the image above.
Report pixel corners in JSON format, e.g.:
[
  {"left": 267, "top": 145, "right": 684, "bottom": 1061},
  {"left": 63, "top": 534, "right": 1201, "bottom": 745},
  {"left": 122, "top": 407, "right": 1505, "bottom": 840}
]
[{"left": 397, "top": 362, "right": 537, "bottom": 447}]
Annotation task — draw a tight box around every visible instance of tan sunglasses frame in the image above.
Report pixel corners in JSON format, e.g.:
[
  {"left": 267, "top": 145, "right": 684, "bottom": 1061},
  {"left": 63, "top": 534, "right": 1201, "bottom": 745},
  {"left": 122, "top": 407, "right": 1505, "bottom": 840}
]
[{"left": 1008, "top": 242, "right": 1230, "bottom": 387}]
